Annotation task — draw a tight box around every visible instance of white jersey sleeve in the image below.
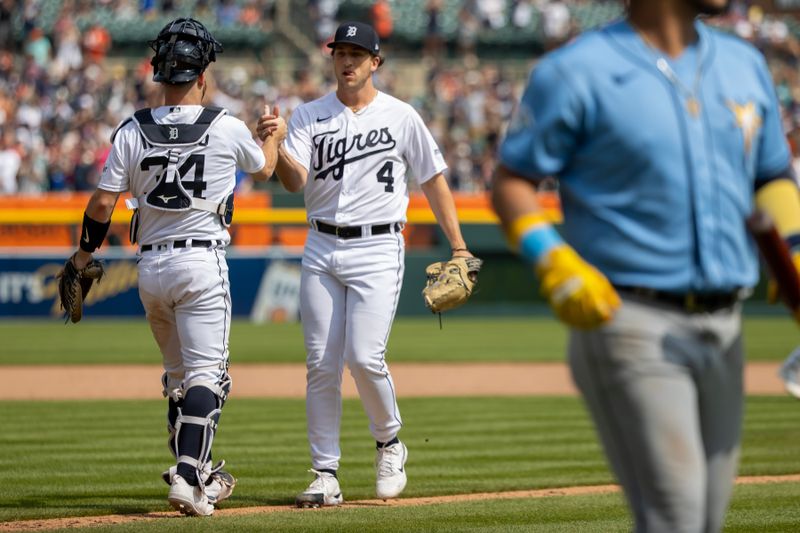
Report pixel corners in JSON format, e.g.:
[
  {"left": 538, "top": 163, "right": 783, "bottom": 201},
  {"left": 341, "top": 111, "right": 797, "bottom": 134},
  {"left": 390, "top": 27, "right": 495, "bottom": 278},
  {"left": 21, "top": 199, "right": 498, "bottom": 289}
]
[
  {"left": 283, "top": 105, "right": 313, "bottom": 172},
  {"left": 401, "top": 106, "right": 447, "bottom": 185},
  {"left": 98, "top": 121, "right": 137, "bottom": 192},
  {"left": 231, "top": 119, "right": 266, "bottom": 174}
]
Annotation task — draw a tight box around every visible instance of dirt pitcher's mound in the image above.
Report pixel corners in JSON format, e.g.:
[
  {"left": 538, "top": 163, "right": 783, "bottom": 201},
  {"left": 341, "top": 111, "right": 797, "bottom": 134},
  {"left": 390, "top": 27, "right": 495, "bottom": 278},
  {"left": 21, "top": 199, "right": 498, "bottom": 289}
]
[{"left": 0, "top": 361, "right": 788, "bottom": 400}]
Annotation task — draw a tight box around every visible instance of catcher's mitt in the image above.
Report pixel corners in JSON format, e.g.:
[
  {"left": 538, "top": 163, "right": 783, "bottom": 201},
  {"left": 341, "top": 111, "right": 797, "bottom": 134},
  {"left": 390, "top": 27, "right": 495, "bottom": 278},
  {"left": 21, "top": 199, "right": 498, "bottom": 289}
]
[
  {"left": 57, "top": 254, "right": 105, "bottom": 323},
  {"left": 422, "top": 256, "right": 483, "bottom": 313}
]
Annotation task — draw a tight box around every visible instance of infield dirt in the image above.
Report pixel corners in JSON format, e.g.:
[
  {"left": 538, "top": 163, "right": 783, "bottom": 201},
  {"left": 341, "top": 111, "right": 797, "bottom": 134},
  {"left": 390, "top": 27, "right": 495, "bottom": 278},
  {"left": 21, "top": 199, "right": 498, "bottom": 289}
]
[{"left": 0, "top": 361, "right": 788, "bottom": 400}]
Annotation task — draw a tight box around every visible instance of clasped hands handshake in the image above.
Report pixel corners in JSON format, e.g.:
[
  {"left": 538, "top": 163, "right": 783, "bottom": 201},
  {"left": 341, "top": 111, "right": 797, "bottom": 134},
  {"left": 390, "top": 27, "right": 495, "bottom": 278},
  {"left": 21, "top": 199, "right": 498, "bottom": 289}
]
[{"left": 257, "top": 105, "right": 287, "bottom": 144}]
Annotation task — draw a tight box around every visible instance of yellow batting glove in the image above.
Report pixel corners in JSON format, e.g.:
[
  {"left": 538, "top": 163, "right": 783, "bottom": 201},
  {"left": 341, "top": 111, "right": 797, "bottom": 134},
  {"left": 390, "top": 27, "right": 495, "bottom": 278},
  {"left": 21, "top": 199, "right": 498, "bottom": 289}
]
[
  {"left": 507, "top": 212, "right": 620, "bottom": 329},
  {"left": 535, "top": 245, "right": 621, "bottom": 329}
]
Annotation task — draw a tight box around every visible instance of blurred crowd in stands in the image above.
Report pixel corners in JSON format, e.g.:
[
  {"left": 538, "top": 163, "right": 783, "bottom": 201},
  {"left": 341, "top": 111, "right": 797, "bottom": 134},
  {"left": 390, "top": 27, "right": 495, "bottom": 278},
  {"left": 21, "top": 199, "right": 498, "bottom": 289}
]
[{"left": 2, "top": 0, "right": 800, "bottom": 195}]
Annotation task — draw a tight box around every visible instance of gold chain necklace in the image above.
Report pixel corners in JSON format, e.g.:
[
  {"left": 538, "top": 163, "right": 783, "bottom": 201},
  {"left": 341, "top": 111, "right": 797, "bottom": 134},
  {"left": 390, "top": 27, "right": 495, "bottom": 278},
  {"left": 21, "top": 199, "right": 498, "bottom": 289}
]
[
  {"left": 639, "top": 33, "right": 704, "bottom": 118},
  {"left": 348, "top": 90, "right": 379, "bottom": 114}
]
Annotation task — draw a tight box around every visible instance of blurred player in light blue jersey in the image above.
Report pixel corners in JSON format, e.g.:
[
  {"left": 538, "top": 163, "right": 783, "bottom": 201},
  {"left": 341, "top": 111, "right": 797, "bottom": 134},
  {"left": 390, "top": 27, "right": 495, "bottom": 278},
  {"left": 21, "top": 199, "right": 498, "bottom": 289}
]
[{"left": 492, "top": 0, "right": 800, "bottom": 531}]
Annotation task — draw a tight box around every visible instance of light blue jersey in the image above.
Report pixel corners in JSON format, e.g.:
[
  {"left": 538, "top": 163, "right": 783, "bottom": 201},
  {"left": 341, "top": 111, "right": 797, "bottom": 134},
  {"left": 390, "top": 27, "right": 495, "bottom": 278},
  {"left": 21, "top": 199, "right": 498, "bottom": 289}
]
[{"left": 500, "top": 19, "right": 791, "bottom": 292}]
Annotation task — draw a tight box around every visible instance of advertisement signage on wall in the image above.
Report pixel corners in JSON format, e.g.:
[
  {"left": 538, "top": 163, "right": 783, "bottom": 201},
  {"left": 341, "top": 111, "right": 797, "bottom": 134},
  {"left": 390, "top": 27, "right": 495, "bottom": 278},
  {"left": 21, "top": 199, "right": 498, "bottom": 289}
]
[{"left": 0, "top": 250, "right": 303, "bottom": 321}]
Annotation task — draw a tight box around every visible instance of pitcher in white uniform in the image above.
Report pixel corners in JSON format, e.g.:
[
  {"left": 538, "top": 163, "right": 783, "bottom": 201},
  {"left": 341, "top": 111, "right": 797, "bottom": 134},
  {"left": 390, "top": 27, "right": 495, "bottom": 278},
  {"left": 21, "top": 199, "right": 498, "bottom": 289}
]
[
  {"left": 258, "top": 21, "right": 474, "bottom": 507},
  {"left": 65, "top": 18, "right": 286, "bottom": 516}
]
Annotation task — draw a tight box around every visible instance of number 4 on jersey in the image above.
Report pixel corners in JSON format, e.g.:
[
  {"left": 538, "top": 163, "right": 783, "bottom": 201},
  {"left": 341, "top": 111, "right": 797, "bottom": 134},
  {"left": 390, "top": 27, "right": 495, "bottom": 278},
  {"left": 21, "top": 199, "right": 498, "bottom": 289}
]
[{"left": 376, "top": 161, "right": 394, "bottom": 193}]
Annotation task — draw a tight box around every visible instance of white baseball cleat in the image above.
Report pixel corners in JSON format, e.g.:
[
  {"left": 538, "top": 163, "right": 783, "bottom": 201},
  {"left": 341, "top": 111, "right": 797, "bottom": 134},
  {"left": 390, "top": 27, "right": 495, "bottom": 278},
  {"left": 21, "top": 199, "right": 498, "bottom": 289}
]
[
  {"left": 779, "top": 346, "right": 800, "bottom": 399},
  {"left": 168, "top": 474, "right": 214, "bottom": 516},
  {"left": 295, "top": 469, "right": 344, "bottom": 508},
  {"left": 162, "top": 464, "right": 236, "bottom": 505},
  {"left": 375, "top": 441, "right": 408, "bottom": 500},
  {"left": 206, "top": 470, "right": 236, "bottom": 504}
]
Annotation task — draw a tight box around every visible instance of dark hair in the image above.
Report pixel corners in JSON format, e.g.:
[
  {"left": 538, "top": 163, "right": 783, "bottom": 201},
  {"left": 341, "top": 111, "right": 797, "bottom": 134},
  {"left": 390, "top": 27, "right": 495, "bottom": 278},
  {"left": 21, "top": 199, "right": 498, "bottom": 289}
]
[{"left": 329, "top": 45, "right": 385, "bottom": 68}]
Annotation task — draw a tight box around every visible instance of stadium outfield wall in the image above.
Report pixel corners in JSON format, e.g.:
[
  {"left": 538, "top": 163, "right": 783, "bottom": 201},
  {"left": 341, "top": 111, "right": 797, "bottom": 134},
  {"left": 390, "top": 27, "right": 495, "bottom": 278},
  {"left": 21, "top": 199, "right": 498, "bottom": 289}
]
[
  {"left": 0, "top": 191, "right": 561, "bottom": 319},
  {"left": 0, "top": 191, "right": 777, "bottom": 318}
]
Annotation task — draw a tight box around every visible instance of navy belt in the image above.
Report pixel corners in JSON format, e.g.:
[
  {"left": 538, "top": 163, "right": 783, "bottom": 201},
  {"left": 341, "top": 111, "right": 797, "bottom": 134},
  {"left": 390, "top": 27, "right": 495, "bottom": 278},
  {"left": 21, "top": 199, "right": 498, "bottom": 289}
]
[
  {"left": 313, "top": 221, "right": 401, "bottom": 239},
  {"left": 615, "top": 285, "right": 742, "bottom": 313},
  {"left": 140, "top": 239, "right": 220, "bottom": 252}
]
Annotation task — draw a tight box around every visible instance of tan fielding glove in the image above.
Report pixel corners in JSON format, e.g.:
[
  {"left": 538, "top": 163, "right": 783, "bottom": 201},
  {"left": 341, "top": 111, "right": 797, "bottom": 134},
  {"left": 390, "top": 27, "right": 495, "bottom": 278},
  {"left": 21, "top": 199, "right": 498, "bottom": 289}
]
[
  {"left": 536, "top": 245, "right": 620, "bottom": 328},
  {"left": 422, "top": 257, "right": 483, "bottom": 313},
  {"left": 57, "top": 253, "right": 105, "bottom": 323}
]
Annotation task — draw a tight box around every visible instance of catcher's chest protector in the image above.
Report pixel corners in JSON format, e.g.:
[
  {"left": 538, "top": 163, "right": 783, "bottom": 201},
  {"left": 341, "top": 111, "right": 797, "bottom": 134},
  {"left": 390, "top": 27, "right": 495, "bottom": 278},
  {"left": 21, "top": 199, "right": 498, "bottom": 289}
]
[
  {"left": 134, "top": 107, "right": 226, "bottom": 146},
  {"left": 134, "top": 107, "right": 226, "bottom": 212},
  {"left": 124, "top": 106, "right": 236, "bottom": 237}
]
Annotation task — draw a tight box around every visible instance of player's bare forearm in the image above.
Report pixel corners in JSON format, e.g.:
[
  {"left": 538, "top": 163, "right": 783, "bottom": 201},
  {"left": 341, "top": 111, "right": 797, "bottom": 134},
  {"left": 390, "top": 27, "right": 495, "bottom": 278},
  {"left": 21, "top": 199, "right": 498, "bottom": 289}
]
[
  {"left": 274, "top": 146, "right": 308, "bottom": 193},
  {"left": 252, "top": 134, "right": 281, "bottom": 181},
  {"left": 252, "top": 105, "right": 287, "bottom": 181},
  {"left": 420, "top": 173, "right": 470, "bottom": 256},
  {"left": 492, "top": 166, "right": 620, "bottom": 327},
  {"left": 491, "top": 165, "right": 548, "bottom": 233},
  {"left": 85, "top": 189, "right": 119, "bottom": 223}
]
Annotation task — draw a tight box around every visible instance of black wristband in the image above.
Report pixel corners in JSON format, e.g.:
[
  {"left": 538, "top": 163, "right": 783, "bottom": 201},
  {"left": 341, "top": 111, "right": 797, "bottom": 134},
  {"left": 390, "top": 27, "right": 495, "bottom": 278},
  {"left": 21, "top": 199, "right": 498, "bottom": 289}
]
[
  {"left": 79, "top": 213, "right": 111, "bottom": 253},
  {"left": 452, "top": 247, "right": 468, "bottom": 252}
]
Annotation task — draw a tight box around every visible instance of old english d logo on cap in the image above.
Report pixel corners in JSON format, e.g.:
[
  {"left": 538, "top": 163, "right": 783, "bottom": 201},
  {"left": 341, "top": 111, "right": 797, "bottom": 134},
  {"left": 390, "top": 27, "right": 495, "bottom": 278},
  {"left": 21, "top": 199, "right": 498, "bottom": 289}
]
[{"left": 328, "top": 21, "right": 380, "bottom": 55}]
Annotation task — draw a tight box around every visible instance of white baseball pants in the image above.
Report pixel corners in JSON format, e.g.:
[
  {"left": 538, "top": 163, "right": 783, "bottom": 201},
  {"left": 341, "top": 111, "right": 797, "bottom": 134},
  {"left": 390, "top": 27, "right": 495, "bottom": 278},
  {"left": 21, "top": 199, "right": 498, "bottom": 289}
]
[
  {"left": 300, "top": 228, "right": 405, "bottom": 471},
  {"left": 137, "top": 246, "right": 232, "bottom": 389}
]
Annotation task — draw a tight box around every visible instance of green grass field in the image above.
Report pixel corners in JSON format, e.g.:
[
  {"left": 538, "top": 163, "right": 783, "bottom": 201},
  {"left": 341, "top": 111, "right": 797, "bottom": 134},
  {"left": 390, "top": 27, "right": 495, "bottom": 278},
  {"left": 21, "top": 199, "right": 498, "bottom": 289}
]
[
  {"left": 3, "top": 396, "right": 800, "bottom": 531},
  {"left": 3, "top": 315, "right": 800, "bottom": 531},
  {"left": 1, "top": 316, "right": 798, "bottom": 364}
]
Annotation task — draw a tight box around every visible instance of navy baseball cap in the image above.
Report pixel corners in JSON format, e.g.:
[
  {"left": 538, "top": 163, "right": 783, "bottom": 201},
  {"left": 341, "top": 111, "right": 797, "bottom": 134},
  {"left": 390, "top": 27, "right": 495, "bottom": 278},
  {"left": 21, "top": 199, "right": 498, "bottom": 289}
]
[{"left": 327, "top": 21, "right": 381, "bottom": 55}]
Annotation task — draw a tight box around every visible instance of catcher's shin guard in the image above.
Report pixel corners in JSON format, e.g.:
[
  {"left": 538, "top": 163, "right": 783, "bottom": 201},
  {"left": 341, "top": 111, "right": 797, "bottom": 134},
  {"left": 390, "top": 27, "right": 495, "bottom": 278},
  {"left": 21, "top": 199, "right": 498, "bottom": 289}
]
[
  {"left": 167, "top": 398, "right": 180, "bottom": 459},
  {"left": 163, "top": 372, "right": 183, "bottom": 459},
  {"left": 171, "top": 374, "right": 232, "bottom": 486}
]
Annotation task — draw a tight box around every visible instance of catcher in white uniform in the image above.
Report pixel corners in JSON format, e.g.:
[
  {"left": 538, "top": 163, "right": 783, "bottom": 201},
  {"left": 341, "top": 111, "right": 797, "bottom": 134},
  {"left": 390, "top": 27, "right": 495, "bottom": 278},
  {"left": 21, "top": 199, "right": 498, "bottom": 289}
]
[
  {"left": 258, "top": 21, "right": 474, "bottom": 507},
  {"left": 62, "top": 18, "right": 285, "bottom": 516}
]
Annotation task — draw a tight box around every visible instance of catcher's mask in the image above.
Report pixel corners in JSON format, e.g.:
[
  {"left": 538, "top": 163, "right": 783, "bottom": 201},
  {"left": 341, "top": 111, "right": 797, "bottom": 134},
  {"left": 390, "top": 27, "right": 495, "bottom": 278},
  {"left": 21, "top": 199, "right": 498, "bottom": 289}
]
[{"left": 149, "top": 18, "right": 223, "bottom": 84}]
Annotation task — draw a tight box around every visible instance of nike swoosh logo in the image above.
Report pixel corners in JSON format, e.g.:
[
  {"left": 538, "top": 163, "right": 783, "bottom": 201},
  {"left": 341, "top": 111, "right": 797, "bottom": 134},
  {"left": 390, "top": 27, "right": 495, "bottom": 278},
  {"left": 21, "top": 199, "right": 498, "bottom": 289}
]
[
  {"left": 157, "top": 195, "right": 177, "bottom": 203},
  {"left": 316, "top": 116, "right": 332, "bottom": 123},
  {"left": 612, "top": 70, "right": 636, "bottom": 84},
  {"left": 82, "top": 227, "right": 90, "bottom": 243}
]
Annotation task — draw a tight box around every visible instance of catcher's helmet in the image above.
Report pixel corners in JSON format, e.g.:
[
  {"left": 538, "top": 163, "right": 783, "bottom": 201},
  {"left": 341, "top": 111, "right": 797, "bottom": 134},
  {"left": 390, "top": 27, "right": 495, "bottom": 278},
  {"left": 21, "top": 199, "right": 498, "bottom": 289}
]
[{"left": 149, "top": 18, "right": 222, "bottom": 84}]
